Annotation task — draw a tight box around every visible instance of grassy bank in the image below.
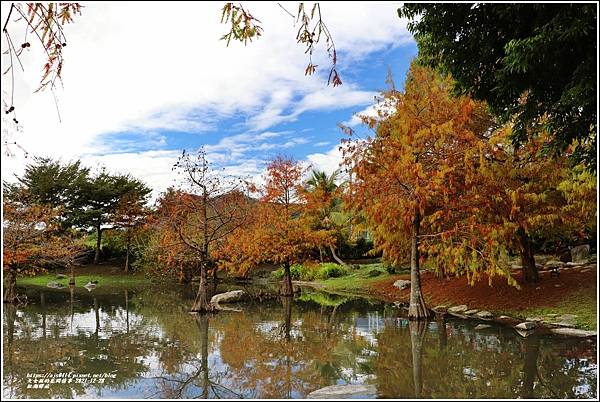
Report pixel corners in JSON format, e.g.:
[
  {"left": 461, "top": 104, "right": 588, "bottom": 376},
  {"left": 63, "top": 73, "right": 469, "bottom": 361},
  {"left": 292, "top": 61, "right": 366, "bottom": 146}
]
[
  {"left": 310, "top": 263, "right": 402, "bottom": 296},
  {"left": 306, "top": 262, "right": 597, "bottom": 331},
  {"left": 17, "top": 273, "right": 152, "bottom": 287}
]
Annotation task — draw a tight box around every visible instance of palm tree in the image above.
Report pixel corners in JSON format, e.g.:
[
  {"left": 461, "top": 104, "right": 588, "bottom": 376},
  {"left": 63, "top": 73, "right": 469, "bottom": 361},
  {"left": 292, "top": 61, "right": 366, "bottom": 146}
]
[
  {"left": 306, "top": 170, "right": 339, "bottom": 194},
  {"left": 304, "top": 169, "right": 349, "bottom": 267}
]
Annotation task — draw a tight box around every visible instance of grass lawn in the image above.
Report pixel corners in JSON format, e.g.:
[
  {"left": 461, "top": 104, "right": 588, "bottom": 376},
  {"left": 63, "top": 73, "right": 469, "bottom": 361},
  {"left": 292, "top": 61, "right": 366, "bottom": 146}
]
[
  {"left": 17, "top": 273, "right": 152, "bottom": 287},
  {"left": 513, "top": 290, "right": 597, "bottom": 330},
  {"left": 313, "top": 263, "right": 405, "bottom": 295}
]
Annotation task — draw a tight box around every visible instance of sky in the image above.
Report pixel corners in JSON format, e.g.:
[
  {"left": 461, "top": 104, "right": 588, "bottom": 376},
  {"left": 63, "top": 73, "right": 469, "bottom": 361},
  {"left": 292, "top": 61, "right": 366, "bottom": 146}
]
[{"left": 1, "top": 2, "right": 417, "bottom": 200}]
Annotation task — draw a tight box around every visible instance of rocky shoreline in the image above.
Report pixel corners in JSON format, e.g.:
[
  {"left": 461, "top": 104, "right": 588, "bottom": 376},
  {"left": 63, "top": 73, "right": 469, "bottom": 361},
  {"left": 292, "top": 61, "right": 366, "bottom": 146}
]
[{"left": 430, "top": 304, "right": 596, "bottom": 338}]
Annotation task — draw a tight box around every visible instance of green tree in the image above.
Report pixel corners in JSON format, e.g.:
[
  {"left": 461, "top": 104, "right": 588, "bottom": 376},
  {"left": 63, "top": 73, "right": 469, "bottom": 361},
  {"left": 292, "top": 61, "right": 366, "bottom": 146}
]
[
  {"left": 4, "top": 157, "right": 90, "bottom": 230},
  {"left": 303, "top": 169, "right": 349, "bottom": 266},
  {"left": 399, "top": 3, "right": 597, "bottom": 169},
  {"left": 73, "top": 169, "right": 151, "bottom": 264}
]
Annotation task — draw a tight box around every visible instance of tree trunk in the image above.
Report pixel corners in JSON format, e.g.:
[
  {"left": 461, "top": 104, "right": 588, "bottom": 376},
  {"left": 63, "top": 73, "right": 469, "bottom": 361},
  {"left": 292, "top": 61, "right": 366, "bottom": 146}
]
[
  {"left": 195, "top": 314, "right": 210, "bottom": 399},
  {"left": 282, "top": 295, "right": 292, "bottom": 341},
  {"left": 69, "top": 284, "right": 75, "bottom": 329},
  {"left": 191, "top": 261, "right": 211, "bottom": 313},
  {"left": 281, "top": 261, "right": 294, "bottom": 296},
  {"left": 409, "top": 320, "right": 427, "bottom": 398},
  {"left": 94, "top": 225, "right": 102, "bottom": 264},
  {"left": 124, "top": 240, "right": 130, "bottom": 273},
  {"left": 329, "top": 244, "right": 348, "bottom": 268},
  {"left": 125, "top": 289, "right": 129, "bottom": 334},
  {"left": 212, "top": 264, "right": 218, "bottom": 283},
  {"left": 69, "top": 264, "right": 75, "bottom": 286},
  {"left": 5, "top": 303, "right": 16, "bottom": 347},
  {"left": 94, "top": 297, "right": 99, "bottom": 339},
  {"left": 3, "top": 267, "right": 17, "bottom": 303},
  {"left": 521, "top": 336, "right": 540, "bottom": 399},
  {"left": 517, "top": 227, "right": 539, "bottom": 283},
  {"left": 408, "top": 210, "right": 431, "bottom": 320},
  {"left": 436, "top": 314, "right": 447, "bottom": 351},
  {"left": 41, "top": 292, "right": 46, "bottom": 338}
]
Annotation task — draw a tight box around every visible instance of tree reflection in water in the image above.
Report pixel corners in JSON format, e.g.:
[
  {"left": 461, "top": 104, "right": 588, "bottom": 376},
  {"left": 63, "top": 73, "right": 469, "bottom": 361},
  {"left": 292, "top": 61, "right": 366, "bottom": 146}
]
[{"left": 2, "top": 286, "right": 596, "bottom": 399}]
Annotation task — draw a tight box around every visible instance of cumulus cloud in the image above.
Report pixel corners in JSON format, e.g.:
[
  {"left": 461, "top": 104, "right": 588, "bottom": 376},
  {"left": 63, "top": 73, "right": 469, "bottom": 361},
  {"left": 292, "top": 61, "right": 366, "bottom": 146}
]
[{"left": 1, "top": 2, "right": 413, "bottom": 194}]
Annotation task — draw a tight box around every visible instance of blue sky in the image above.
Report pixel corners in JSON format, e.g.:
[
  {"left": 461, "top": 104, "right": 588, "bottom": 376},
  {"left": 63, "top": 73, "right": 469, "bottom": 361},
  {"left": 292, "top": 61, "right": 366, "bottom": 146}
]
[
  {"left": 95, "top": 42, "right": 416, "bottom": 161},
  {"left": 1, "top": 2, "right": 418, "bottom": 198}
]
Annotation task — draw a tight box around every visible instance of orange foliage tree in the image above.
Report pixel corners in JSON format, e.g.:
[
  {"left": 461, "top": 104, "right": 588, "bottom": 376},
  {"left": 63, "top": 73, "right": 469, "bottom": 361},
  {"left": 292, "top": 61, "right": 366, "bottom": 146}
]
[
  {"left": 220, "top": 156, "right": 334, "bottom": 295},
  {"left": 140, "top": 188, "right": 201, "bottom": 284},
  {"left": 343, "top": 65, "right": 495, "bottom": 319},
  {"left": 458, "top": 126, "right": 598, "bottom": 284},
  {"left": 3, "top": 190, "right": 80, "bottom": 303}
]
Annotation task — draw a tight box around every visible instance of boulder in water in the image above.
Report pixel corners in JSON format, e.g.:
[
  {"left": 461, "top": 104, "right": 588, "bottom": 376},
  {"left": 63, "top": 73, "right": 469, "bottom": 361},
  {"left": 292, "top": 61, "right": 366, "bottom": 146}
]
[
  {"left": 307, "top": 384, "right": 377, "bottom": 399},
  {"left": 210, "top": 290, "right": 246, "bottom": 304}
]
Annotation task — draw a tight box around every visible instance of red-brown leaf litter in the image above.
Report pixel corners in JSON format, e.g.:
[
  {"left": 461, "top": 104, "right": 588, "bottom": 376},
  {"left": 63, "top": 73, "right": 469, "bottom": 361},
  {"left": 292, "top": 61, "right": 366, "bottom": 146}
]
[{"left": 372, "top": 266, "right": 597, "bottom": 312}]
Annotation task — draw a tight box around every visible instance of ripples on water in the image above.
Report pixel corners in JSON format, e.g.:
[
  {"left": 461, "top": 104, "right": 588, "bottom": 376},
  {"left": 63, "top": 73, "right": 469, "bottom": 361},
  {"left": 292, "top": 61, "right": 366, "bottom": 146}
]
[{"left": 2, "top": 284, "right": 597, "bottom": 399}]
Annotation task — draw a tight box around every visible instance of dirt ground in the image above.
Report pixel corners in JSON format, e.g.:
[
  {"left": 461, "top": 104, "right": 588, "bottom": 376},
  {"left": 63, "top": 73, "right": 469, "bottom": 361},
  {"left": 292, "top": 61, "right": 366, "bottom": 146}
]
[{"left": 372, "top": 265, "right": 597, "bottom": 311}]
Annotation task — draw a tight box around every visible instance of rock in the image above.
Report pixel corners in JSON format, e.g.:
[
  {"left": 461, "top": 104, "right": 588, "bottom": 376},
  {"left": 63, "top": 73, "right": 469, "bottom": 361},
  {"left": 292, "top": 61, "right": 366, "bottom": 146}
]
[
  {"left": 432, "top": 305, "right": 447, "bottom": 313},
  {"left": 210, "top": 290, "right": 246, "bottom": 304},
  {"left": 566, "top": 261, "right": 585, "bottom": 267},
  {"left": 56, "top": 274, "right": 68, "bottom": 279},
  {"left": 498, "top": 315, "right": 511, "bottom": 319},
  {"left": 475, "top": 311, "right": 493, "bottom": 319},
  {"left": 553, "top": 322, "right": 576, "bottom": 328},
  {"left": 554, "top": 314, "right": 578, "bottom": 326},
  {"left": 393, "top": 280, "right": 411, "bottom": 291},
  {"left": 515, "top": 321, "right": 537, "bottom": 331},
  {"left": 46, "top": 281, "right": 64, "bottom": 289},
  {"left": 307, "top": 384, "right": 377, "bottom": 399},
  {"left": 570, "top": 244, "right": 590, "bottom": 263},
  {"left": 474, "top": 324, "right": 492, "bottom": 331},
  {"left": 525, "top": 317, "right": 544, "bottom": 323},
  {"left": 545, "top": 313, "right": 559, "bottom": 317},
  {"left": 550, "top": 328, "right": 596, "bottom": 338},
  {"left": 515, "top": 329, "right": 533, "bottom": 338},
  {"left": 558, "top": 248, "right": 572, "bottom": 263},
  {"left": 448, "top": 305, "right": 469, "bottom": 314},
  {"left": 366, "top": 269, "right": 382, "bottom": 277},
  {"left": 464, "top": 309, "right": 479, "bottom": 315}
]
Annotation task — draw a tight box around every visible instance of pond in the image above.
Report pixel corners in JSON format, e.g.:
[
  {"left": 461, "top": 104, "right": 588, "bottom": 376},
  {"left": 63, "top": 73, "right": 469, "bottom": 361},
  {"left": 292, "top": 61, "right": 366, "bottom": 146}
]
[{"left": 3, "top": 283, "right": 597, "bottom": 399}]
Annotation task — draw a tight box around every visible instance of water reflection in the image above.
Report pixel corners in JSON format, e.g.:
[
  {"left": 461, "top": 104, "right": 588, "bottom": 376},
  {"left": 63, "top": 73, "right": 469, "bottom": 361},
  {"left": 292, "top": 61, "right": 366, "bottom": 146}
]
[{"left": 3, "top": 285, "right": 597, "bottom": 399}]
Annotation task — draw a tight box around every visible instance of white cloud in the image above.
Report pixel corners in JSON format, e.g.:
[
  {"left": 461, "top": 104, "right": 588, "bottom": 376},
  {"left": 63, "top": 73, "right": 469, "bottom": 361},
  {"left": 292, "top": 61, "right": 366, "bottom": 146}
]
[
  {"left": 306, "top": 144, "right": 345, "bottom": 176},
  {"left": 314, "top": 141, "right": 330, "bottom": 147},
  {"left": 1, "top": 2, "right": 413, "bottom": 193},
  {"left": 344, "top": 104, "right": 380, "bottom": 127}
]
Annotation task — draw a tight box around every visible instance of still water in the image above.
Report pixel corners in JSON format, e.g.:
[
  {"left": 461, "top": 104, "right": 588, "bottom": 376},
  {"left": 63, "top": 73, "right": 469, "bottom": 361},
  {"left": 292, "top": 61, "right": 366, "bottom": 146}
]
[{"left": 2, "top": 283, "right": 597, "bottom": 399}]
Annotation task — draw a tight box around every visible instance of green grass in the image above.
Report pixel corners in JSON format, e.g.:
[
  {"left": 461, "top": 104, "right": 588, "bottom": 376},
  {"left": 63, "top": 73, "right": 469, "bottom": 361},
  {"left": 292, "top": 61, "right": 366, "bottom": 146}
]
[
  {"left": 512, "top": 291, "right": 597, "bottom": 331},
  {"left": 17, "top": 273, "right": 152, "bottom": 287},
  {"left": 312, "top": 263, "right": 399, "bottom": 295}
]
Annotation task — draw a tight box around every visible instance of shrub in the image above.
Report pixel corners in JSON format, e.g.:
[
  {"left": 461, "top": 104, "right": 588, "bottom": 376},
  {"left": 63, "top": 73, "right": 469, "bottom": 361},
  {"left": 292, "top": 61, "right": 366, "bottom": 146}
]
[
  {"left": 383, "top": 262, "right": 397, "bottom": 274},
  {"left": 316, "top": 263, "right": 348, "bottom": 279},
  {"left": 271, "top": 263, "right": 317, "bottom": 281}
]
